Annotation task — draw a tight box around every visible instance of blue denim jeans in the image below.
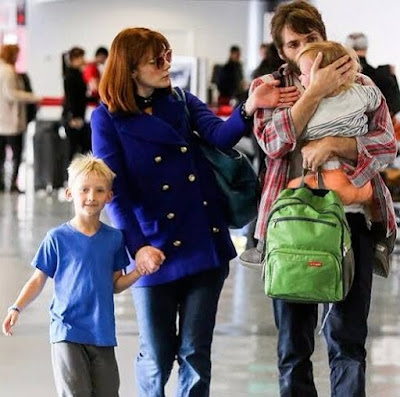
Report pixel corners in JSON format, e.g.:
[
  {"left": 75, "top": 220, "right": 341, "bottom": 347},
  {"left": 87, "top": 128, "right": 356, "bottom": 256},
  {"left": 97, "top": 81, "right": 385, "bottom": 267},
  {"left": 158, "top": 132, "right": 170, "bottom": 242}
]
[
  {"left": 273, "top": 213, "right": 373, "bottom": 397},
  {"left": 132, "top": 264, "right": 228, "bottom": 397}
]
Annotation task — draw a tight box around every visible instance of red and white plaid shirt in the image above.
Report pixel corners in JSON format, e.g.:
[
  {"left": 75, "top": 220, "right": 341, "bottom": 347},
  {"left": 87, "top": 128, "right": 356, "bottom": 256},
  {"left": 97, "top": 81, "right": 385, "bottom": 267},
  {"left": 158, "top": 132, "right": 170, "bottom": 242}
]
[{"left": 250, "top": 66, "right": 397, "bottom": 240}]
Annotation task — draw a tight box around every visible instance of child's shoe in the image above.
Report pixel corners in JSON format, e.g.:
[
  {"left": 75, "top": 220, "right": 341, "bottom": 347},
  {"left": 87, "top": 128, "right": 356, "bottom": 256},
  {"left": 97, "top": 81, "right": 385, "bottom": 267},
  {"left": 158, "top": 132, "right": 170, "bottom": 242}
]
[{"left": 239, "top": 240, "right": 264, "bottom": 269}]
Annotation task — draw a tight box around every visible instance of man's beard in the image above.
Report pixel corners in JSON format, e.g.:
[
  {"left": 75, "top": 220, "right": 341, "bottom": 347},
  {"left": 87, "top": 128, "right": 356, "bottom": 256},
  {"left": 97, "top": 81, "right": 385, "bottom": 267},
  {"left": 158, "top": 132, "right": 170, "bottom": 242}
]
[{"left": 286, "top": 59, "right": 300, "bottom": 75}]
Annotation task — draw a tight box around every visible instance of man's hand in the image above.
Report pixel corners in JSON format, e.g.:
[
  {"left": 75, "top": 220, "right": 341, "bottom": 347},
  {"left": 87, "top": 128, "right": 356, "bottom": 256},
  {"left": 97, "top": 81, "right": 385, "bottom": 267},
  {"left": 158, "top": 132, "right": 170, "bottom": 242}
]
[
  {"left": 135, "top": 246, "right": 166, "bottom": 275},
  {"left": 246, "top": 80, "right": 300, "bottom": 114},
  {"left": 301, "top": 137, "right": 334, "bottom": 172},
  {"left": 308, "top": 53, "right": 354, "bottom": 100}
]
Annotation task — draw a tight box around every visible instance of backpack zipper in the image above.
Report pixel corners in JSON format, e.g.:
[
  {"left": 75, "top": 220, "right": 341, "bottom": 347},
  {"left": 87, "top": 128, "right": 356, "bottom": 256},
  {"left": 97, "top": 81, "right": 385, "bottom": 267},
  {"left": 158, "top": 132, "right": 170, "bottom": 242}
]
[
  {"left": 272, "top": 217, "right": 337, "bottom": 228},
  {"left": 267, "top": 198, "right": 350, "bottom": 233}
]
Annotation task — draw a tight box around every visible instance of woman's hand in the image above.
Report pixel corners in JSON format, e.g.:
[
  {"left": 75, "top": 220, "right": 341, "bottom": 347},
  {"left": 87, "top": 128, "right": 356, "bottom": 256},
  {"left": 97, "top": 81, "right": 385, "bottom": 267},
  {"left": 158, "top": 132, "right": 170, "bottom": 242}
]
[
  {"left": 135, "top": 245, "right": 166, "bottom": 275},
  {"left": 308, "top": 53, "right": 354, "bottom": 100},
  {"left": 246, "top": 79, "right": 300, "bottom": 115}
]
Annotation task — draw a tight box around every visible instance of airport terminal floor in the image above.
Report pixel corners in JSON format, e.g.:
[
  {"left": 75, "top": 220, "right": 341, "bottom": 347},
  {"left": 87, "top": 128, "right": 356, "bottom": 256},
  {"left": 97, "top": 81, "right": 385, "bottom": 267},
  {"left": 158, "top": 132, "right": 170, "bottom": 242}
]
[{"left": 0, "top": 173, "right": 400, "bottom": 396}]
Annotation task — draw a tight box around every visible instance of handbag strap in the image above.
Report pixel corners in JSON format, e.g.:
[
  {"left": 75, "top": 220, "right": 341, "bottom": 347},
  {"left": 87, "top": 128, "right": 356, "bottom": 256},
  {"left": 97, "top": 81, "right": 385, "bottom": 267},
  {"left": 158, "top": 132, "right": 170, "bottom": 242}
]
[
  {"left": 173, "top": 87, "right": 205, "bottom": 143},
  {"left": 298, "top": 168, "right": 326, "bottom": 189},
  {"left": 173, "top": 87, "right": 191, "bottom": 125}
]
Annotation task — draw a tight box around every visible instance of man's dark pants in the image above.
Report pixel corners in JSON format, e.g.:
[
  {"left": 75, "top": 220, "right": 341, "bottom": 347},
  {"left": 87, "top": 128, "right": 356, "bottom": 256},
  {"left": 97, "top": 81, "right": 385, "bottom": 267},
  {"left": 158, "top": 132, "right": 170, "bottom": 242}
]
[{"left": 273, "top": 213, "right": 373, "bottom": 397}]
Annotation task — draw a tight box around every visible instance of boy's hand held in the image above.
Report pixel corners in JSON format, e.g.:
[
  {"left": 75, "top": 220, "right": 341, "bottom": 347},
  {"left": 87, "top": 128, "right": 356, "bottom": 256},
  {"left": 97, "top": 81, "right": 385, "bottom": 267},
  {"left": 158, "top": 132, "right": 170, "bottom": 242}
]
[{"left": 135, "top": 246, "right": 166, "bottom": 275}]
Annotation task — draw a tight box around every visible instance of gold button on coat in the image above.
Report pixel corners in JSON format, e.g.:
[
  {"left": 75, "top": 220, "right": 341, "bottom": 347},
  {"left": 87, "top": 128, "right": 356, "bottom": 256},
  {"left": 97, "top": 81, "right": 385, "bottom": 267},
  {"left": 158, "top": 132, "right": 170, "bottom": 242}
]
[
  {"left": 173, "top": 240, "right": 182, "bottom": 247},
  {"left": 162, "top": 184, "right": 170, "bottom": 191},
  {"left": 167, "top": 213, "right": 175, "bottom": 219},
  {"left": 180, "top": 146, "right": 188, "bottom": 153},
  {"left": 154, "top": 156, "right": 162, "bottom": 163},
  {"left": 212, "top": 227, "right": 220, "bottom": 233},
  {"left": 188, "top": 174, "right": 196, "bottom": 182}
]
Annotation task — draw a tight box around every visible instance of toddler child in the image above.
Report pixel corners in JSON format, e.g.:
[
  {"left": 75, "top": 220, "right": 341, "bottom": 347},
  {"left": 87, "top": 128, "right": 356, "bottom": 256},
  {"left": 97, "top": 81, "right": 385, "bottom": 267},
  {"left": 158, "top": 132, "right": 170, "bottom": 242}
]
[{"left": 240, "top": 41, "right": 395, "bottom": 276}]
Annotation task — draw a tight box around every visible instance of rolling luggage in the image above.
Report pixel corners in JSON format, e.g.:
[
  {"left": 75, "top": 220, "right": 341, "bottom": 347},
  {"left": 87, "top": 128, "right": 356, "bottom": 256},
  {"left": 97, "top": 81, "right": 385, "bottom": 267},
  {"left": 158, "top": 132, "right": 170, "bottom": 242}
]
[{"left": 33, "top": 120, "right": 69, "bottom": 191}]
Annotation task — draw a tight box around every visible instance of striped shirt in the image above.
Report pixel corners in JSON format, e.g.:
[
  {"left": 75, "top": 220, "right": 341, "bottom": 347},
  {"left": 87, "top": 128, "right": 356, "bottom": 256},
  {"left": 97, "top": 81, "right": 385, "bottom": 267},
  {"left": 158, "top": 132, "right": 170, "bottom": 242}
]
[
  {"left": 250, "top": 66, "right": 397, "bottom": 240},
  {"left": 303, "top": 84, "right": 382, "bottom": 140}
]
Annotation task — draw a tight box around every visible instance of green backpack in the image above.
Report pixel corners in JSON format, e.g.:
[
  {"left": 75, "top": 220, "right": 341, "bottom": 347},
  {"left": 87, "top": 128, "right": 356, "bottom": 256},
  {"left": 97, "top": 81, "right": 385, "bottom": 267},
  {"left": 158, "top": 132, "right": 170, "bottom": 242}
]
[{"left": 264, "top": 184, "right": 355, "bottom": 303}]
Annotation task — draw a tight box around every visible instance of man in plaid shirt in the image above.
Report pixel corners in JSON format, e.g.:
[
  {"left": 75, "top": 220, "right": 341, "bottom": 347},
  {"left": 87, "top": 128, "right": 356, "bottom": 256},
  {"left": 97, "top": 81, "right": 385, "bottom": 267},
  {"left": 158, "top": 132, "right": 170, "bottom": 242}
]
[{"left": 240, "top": 1, "right": 397, "bottom": 396}]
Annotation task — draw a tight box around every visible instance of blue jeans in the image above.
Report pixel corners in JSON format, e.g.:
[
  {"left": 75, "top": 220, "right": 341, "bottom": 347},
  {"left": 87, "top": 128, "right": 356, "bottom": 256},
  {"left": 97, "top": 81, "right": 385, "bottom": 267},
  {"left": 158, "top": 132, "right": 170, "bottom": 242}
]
[
  {"left": 273, "top": 213, "right": 373, "bottom": 397},
  {"left": 132, "top": 265, "right": 228, "bottom": 397}
]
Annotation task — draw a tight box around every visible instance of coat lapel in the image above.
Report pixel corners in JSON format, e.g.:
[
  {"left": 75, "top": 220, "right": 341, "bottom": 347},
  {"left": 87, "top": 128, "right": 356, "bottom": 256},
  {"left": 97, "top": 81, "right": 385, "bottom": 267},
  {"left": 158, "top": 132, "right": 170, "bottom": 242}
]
[{"left": 108, "top": 96, "right": 189, "bottom": 145}]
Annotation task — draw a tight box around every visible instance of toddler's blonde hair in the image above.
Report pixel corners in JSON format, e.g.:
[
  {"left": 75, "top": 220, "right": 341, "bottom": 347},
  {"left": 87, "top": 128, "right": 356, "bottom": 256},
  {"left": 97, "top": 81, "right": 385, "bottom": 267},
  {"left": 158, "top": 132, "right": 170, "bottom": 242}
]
[
  {"left": 67, "top": 153, "right": 116, "bottom": 188},
  {"left": 296, "top": 41, "right": 360, "bottom": 93}
]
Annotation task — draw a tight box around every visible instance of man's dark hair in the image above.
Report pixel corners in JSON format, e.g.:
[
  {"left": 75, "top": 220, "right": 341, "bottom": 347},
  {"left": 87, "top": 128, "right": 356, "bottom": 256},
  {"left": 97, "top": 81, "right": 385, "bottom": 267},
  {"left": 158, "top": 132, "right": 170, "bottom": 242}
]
[
  {"left": 230, "top": 45, "right": 240, "bottom": 54},
  {"left": 69, "top": 46, "right": 85, "bottom": 61},
  {"left": 95, "top": 46, "right": 108, "bottom": 57},
  {"left": 271, "top": 0, "right": 327, "bottom": 52}
]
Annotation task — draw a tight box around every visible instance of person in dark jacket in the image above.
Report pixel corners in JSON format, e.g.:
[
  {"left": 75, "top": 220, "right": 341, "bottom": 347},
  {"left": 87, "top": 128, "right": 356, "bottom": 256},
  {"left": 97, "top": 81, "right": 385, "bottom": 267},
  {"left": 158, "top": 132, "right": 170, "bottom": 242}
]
[
  {"left": 62, "top": 47, "right": 91, "bottom": 161},
  {"left": 346, "top": 32, "right": 400, "bottom": 116},
  {"left": 91, "top": 27, "right": 298, "bottom": 397},
  {"left": 252, "top": 42, "right": 284, "bottom": 80},
  {"left": 216, "top": 45, "right": 246, "bottom": 105}
]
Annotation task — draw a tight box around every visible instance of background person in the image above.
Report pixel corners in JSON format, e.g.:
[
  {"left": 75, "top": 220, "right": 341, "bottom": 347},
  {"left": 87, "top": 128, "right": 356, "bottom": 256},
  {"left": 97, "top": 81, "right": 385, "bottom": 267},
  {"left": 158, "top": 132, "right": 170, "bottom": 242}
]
[
  {"left": 0, "top": 44, "right": 41, "bottom": 193},
  {"left": 91, "top": 26, "right": 298, "bottom": 397},
  {"left": 251, "top": 42, "right": 284, "bottom": 80},
  {"left": 216, "top": 45, "right": 246, "bottom": 105},
  {"left": 83, "top": 46, "right": 109, "bottom": 100},
  {"left": 346, "top": 32, "right": 400, "bottom": 118},
  {"left": 62, "top": 46, "right": 92, "bottom": 162}
]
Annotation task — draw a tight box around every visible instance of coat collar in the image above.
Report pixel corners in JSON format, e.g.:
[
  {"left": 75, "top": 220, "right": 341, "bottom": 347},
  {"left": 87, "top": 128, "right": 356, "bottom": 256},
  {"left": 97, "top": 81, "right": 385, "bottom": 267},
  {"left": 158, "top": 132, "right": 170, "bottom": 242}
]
[{"left": 103, "top": 94, "right": 189, "bottom": 145}]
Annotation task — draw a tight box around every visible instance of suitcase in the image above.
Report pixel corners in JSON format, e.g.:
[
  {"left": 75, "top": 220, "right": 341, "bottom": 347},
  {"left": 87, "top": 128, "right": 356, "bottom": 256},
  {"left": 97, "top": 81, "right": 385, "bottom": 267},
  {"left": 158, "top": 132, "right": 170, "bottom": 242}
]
[{"left": 33, "top": 120, "right": 69, "bottom": 191}]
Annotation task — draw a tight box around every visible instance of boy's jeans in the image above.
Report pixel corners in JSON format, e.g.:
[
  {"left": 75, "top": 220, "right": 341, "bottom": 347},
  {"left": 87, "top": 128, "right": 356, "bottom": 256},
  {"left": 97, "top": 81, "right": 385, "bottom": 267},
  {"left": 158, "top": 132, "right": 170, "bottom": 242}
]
[
  {"left": 132, "top": 264, "right": 228, "bottom": 397},
  {"left": 273, "top": 213, "right": 373, "bottom": 397}
]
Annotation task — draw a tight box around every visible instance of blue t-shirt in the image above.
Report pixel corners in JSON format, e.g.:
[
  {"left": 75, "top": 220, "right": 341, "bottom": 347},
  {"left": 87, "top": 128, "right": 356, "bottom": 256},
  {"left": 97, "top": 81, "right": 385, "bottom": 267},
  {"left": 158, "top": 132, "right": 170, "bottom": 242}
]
[{"left": 31, "top": 222, "right": 129, "bottom": 346}]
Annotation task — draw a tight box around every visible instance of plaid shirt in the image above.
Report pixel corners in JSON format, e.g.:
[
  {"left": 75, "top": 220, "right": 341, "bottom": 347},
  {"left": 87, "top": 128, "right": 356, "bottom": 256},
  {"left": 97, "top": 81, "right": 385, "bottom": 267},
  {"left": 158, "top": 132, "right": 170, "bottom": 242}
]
[{"left": 250, "top": 66, "right": 397, "bottom": 239}]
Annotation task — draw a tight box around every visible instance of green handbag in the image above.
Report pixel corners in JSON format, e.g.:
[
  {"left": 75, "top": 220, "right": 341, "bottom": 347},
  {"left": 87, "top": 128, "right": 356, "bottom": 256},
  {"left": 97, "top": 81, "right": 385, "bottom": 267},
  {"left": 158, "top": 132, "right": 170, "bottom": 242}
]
[
  {"left": 264, "top": 173, "right": 355, "bottom": 303},
  {"left": 173, "top": 87, "right": 258, "bottom": 229}
]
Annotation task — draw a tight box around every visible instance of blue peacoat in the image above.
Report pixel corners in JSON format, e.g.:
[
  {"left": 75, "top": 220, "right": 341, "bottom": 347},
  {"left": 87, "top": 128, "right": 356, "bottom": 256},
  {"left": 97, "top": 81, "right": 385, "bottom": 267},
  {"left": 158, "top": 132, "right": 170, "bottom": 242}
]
[{"left": 91, "top": 89, "right": 249, "bottom": 286}]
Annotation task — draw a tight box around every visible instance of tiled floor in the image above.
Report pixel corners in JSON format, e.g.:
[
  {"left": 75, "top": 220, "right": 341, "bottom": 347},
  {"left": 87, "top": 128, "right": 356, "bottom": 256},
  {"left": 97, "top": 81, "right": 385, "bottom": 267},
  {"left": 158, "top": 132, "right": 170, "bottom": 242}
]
[{"left": 0, "top": 189, "right": 399, "bottom": 396}]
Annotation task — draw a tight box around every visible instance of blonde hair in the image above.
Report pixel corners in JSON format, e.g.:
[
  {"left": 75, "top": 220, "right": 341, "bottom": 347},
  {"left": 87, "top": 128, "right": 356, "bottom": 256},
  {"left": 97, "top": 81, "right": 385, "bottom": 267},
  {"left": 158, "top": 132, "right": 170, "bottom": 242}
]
[
  {"left": 67, "top": 153, "right": 116, "bottom": 188},
  {"left": 296, "top": 41, "right": 360, "bottom": 92}
]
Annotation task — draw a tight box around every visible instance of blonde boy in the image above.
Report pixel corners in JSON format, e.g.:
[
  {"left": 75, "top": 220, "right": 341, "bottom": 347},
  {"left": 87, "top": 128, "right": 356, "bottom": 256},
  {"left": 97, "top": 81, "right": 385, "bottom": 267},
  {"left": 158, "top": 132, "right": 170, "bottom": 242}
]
[{"left": 2, "top": 154, "right": 149, "bottom": 397}]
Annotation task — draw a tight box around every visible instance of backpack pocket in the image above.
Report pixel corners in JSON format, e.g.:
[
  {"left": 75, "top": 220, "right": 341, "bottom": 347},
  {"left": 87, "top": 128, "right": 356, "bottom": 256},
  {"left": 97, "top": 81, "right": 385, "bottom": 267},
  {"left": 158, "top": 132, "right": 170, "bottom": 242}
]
[{"left": 265, "top": 248, "right": 343, "bottom": 303}]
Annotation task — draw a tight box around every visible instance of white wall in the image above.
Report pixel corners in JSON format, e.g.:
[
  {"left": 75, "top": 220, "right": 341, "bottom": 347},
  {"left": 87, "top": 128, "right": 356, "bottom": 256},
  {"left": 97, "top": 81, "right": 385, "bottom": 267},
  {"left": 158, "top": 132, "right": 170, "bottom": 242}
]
[
  {"left": 28, "top": 0, "right": 400, "bottom": 98},
  {"left": 27, "top": 0, "right": 251, "bottom": 97},
  {"left": 316, "top": 0, "right": 400, "bottom": 78}
]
